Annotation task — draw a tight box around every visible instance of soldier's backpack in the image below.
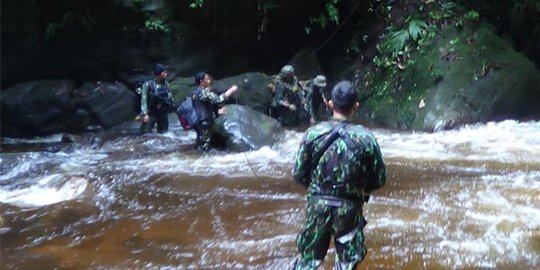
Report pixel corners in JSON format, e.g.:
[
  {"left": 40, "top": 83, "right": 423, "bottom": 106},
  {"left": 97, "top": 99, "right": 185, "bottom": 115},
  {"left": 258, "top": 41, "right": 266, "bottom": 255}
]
[
  {"left": 176, "top": 95, "right": 201, "bottom": 130},
  {"left": 134, "top": 80, "right": 177, "bottom": 113}
]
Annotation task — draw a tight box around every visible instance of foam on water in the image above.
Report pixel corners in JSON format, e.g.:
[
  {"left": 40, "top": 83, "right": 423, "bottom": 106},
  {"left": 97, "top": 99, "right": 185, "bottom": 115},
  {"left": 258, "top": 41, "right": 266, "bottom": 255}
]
[
  {"left": 376, "top": 120, "right": 540, "bottom": 164},
  {"left": 1, "top": 120, "right": 539, "bottom": 268},
  {"left": 368, "top": 166, "right": 540, "bottom": 268},
  {"left": 0, "top": 174, "right": 88, "bottom": 207},
  {"left": 2, "top": 134, "right": 65, "bottom": 144}
]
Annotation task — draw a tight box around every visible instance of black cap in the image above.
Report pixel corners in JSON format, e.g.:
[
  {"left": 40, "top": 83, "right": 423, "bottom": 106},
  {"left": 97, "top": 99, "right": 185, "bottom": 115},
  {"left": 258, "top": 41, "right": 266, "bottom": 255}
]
[
  {"left": 194, "top": 71, "right": 206, "bottom": 85},
  {"left": 331, "top": 80, "right": 357, "bottom": 107},
  {"left": 153, "top": 64, "right": 165, "bottom": 76}
]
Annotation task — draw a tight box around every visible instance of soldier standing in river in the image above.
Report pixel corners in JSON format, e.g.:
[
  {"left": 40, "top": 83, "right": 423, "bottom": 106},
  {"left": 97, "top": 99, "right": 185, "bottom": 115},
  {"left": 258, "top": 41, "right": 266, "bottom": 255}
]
[
  {"left": 191, "top": 71, "right": 238, "bottom": 151},
  {"left": 269, "top": 65, "right": 309, "bottom": 127},
  {"left": 300, "top": 75, "right": 328, "bottom": 125},
  {"left": 289, "top": 80, "right": 386, "bottom": 270},
  {"left": 139, "top": 64, "right": 177, "bottom": 135}
]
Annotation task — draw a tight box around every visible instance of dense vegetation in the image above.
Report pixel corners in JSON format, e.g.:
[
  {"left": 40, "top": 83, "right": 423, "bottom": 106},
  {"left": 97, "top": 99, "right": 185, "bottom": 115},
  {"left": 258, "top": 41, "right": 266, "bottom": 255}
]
[
  {"left": 2, "top": 0, "right": 538, "bottom": 86},
  {"left": 1, "top": 0, "right": 539, "bottom": 134}
]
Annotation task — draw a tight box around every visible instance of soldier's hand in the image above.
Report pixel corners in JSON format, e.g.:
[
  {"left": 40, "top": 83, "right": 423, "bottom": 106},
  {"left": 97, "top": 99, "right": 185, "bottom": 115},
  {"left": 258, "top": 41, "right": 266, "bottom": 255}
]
[
  {"left": 225, "top": 85, "right": 238, "bottom": 97},
  {"left": 289, "top": 104, "right": 297, "bottom": 111}
]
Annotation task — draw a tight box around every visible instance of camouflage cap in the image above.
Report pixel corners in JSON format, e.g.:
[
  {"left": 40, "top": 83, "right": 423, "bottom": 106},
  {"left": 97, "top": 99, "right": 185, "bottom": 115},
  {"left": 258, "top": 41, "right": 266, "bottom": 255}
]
[
  {"left": 280, "top": 65, "right": 294, "bottom": 76},
  {"left": 331, "top": 80, "right": 357, "bottom": 107}
]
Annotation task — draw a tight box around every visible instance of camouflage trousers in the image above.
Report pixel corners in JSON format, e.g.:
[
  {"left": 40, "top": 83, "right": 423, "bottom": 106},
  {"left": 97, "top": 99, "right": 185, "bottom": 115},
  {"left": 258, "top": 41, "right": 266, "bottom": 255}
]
[
  {"left": 194, "top": 121, "right": 212, "bottom": 151},
  {"left": 290, "top": 196, "right": 367, "bottom": 270}
]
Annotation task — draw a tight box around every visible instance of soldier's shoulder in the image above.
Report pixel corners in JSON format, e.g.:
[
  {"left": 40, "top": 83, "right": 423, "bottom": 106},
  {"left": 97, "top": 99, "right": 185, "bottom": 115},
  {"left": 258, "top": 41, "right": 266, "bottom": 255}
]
[
  {"left": 144, "top": 80, "right": 159, "bottom": 89},
  {"left": 304, "top": 121, "right": 333, "bottom": 140},
  {"left": 345, "top": 124, "right": 377, "bottom": 140}
]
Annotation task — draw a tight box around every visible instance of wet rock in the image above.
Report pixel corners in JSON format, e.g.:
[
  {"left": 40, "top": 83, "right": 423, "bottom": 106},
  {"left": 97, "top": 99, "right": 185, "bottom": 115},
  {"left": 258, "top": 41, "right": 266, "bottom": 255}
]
[
  {"left": 170, "top": 72, "right": 275, "bottom": 114},
  {"left": 61, "top": 134, "right": 75, "bottom": 143},
  {"left": 361, "top": 23, "right": 540, "bottom": 131},
  {"left": 76, "top": 81, "right": 137, "bottom": 128},
  {"left": 0, "top": 79, "right": 76, "bottom": 137},
  {"left": 213, "top": 105, "right": 284, "bottom": 152}
]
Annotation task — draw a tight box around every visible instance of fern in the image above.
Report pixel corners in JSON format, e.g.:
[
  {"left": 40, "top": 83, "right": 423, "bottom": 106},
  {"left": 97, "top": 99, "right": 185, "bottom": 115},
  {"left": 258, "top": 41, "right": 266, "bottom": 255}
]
[
  {"left": 385, "top": 30, "right": 409, "bottom": 58},
  {"left": 408, "top": 19, "right": 428, "bottom": 41},
  {"left": 326, "top": 3, "right": 339, "bottom": 24},
  {"left": 189, "top": 0, "right": 204, "bottom": 9}
]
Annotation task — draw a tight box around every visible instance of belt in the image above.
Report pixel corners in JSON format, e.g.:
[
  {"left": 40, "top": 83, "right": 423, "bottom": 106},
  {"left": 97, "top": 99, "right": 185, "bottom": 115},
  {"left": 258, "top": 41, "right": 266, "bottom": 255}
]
[{"left": 308, "top": 195, "right": 361, "bottom": 208}]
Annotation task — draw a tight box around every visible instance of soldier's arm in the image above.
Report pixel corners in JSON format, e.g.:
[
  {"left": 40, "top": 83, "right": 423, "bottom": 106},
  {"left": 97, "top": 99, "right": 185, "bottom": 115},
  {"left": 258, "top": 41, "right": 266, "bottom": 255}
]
[
  {"left": 363, "top": 138, "right": 387, "bottom": 194},
  {"left": 274, "top": 84, "right": 289, "bottom": 107},
  {"left": 198, "top": 90, "right": 228, "bottom": 106},
  {"left": 140, "top": 82, "right": 150, "bottom": 115},
  {"left": 305, "top": 89, "right": 316, "bottom": 120},
  {"left": 292, "top": 133, "right": 312, "bottom": 188}
]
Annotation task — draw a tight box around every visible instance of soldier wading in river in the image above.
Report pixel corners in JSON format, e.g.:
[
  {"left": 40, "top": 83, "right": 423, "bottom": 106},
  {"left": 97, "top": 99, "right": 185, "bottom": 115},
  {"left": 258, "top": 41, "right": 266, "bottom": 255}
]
[{"left": 289, "top": 80, "right": 387, "bottom": 270}]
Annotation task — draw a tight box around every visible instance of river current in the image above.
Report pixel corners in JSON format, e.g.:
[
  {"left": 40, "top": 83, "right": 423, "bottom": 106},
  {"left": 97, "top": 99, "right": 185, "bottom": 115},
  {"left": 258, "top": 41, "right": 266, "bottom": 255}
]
[{"left": 1, "top": 119, "right": 539, "bottom": 269}]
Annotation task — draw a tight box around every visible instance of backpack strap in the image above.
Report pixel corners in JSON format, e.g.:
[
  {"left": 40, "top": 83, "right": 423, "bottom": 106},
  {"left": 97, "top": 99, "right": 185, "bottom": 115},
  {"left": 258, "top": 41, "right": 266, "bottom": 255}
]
[{"left": 308, "top": 122, "right": 349, "bottom": 167}]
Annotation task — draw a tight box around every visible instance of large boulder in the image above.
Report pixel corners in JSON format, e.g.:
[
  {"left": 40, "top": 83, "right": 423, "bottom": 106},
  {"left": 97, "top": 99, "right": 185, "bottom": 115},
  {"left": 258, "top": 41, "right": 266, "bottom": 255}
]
[
  {"left": 1, "top": 80, "right": 76, "bottom": 137},
  {"left": 213, "top": 72, "right": 274, "bottom": 113},
  {"left": 76, "top": 82, "right": 137, "bottom": 128},
  {"left": 170, "top": 72, "right": 274, "bottom": 114},
  {"left": 0, "top": 79, "right": 137, "bottom": 138},
  {"left": 361, "top": 23, "right": 540, "bottom": 131},
  {"left": 212, "top": 105, "right": 284, "bottom": 152}
]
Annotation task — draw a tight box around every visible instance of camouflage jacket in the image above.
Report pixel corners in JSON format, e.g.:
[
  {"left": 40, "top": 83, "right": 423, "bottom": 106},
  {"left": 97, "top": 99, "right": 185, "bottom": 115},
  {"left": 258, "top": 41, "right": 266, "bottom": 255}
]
[
  {"left": 193, "top": 86, "right": 228, "bottom": 123},
  {"left": 292, "top": 118, "right": 386, "bottom": 200},
  {"left": 272, "top": 76, "right": 303, "bottom": 108},
  {"left": 140, "top": 80, "right": 174, "bottom": 114},
  {"left": 299, "top": 79, "right": 325, "bottom": 120}
]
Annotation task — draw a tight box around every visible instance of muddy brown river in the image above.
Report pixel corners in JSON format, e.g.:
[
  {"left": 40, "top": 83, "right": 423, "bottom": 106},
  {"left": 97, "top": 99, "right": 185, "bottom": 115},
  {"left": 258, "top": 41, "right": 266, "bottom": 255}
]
[{"left": 1, "top": 120, "right": 539, "bottom": 269}]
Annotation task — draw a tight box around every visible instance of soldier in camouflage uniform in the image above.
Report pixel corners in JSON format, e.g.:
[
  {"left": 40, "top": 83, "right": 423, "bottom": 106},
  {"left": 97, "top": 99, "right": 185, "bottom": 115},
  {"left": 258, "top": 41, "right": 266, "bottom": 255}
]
[
  {"left": 270, "top": 65, "right": 309, "bottom": 127},
  {"left": 290, "top": 81, "right": 386, "bottom": 270},
  {"left": 191, "top": 72, "right": 238, "bottom": 151},
  {"left": 139, "top": 64, "right": 177, "bottom": 135},
  {"left": 300, "top": 75, "right": 328, "bottom": 124}
]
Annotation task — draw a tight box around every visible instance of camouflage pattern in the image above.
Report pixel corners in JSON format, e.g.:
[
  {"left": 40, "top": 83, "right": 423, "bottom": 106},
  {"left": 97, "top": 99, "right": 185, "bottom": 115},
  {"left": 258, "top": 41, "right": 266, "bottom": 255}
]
[
  {"left": 140, "top": 80, "right": 173, "bottom": 115},
  {"left": 300, "top": 80, "right": 327, "bottom": 123},
  {"left": 193, "top": 86, "right": 228, "bottom": 150},
  {"left": 194, "top": 121, "right": 213, "bottom": 151},
  {"left": 271, "top": 76, "right": 309, "bottom": 127},
  {"left": 290, "top": 118, "right": 386, "bottom": 269},
  {"left": 139, "top": 80, "right": 174, "bottom": 134}
]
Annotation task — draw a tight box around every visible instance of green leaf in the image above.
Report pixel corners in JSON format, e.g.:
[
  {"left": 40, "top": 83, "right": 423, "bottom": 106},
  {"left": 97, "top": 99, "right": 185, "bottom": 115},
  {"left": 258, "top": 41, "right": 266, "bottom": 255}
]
[
  {"left": 464, "top": 10, "right": 479, "bottom": 21},
  {"left": 326, "top": 3, "right": 339, "bottom": 24},
  {"left": 385, "top": 29, "right": 409, "bottom": 56},
  {"left": 189, "top": 0, "right": 204, "bottom": 9},
  {"left": 408, "top": 19, "right": 427, "bottom": 41}
]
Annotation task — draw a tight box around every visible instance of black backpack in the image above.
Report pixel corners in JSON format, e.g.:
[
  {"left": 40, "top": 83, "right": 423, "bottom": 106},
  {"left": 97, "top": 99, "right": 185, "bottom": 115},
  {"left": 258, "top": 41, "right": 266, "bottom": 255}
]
[
  {"left": 149, "top": 83, "right": 177, "bottom": 113},
  {"left": 134, "top": 80, "right": 177, "bottom": 113}
]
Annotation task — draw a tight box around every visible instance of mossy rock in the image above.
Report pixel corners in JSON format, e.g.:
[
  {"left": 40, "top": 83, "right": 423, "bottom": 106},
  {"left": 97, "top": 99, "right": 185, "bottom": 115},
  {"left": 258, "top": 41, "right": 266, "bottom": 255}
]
[{"left": 362, "top": 23, "right": 540, "bottom": 131}]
